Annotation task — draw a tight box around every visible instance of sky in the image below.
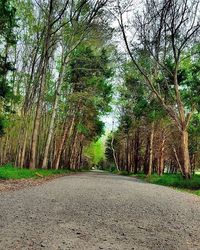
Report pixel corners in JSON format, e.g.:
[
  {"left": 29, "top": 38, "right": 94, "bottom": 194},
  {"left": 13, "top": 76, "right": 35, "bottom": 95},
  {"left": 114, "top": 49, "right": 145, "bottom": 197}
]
[{"left": 101, "top": 0, "right": 144, "bottom": 131}]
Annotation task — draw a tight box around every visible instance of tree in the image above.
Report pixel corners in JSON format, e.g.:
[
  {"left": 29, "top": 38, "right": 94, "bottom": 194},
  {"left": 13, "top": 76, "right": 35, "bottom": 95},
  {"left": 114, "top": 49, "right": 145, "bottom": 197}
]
[
  {"left": 0, "top": 0, "right": 17, "bottom": 136},
  {"left": 116, "top": 0, "right": 200, "bottom": 178},
  {"left": 41, "top": 0, "right": 111, "bottom": 169},
  {"left": 0, "top": 0, "right": 114, "bottom": 170},
  {"left": 53, "top": 44, "right": 113, "bottom": 169}
]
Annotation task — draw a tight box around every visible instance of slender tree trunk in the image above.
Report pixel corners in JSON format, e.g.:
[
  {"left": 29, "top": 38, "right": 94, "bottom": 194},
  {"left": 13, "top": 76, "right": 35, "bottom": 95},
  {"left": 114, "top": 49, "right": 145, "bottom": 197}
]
[
  {"left": 173, "top": 147, "right": 183, "bottom": 174},
  {"left": 126, "top": 136, "right": 130, "bottom": 172},
  {"left": 159, "top": 152, "right": 164, "bottom": 176},
  {"left": 144, "top": 140, "right": 149, "bottom": 175},
  {"left": 54, "top": 115, "right": 75, "bottom": 170},
  {"left": 191, "top": 152, "right": 196, "bottom": 175},
  {"left": 29, "top": 71, "right": 46, "bottom": 169},
  {"left": 180, "top": 130, "right": 191, "bottom": 179},
  {"left": 2, "top": 135, "right": 8, "bottom": 164},
  {"left": 42, "top": 52, "right": 69, "bottom": 169},
  {"left": 79, "top": 139, "right": 84, "bottom": 169},
  {"left": 148, "top": 122, "right": 154, "bottom": 176},
  {"left": 20, "top": 131, "right": 28, "bottom": 168},
  {"left": 111, "top": 133, "right": 119, "bottom": 171},
  {"left": 134, "top": 128, "right": 140, "bottom": 174},
  {"left": 29, "top": 0, "right": 54, "bottom": 169},
  {"left": 15, "top": 145, "right": 21, "bottom": 167},
  {"left": 69, "top": 129, "right": 79, "bottom": 170},
  {"left": 41, "top": 70, "right": 63, "bottom": 169},
  {"left": 158, "top": 134, "right": 165, "bottom": 176}
]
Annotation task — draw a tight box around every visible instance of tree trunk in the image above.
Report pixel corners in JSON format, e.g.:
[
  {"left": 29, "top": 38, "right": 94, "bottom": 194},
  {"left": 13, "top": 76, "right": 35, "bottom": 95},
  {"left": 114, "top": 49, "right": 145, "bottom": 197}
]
[
  {"left": 29, "top": 71, "right": 46, "bottom": 169},
  {"left": 173, "top": 146, "right": 182, "bottom": 174},
  {"left": 148, "top": 122, "right": 154, "bottom": 176},
  {"left": 29, "top": 0, "right": 54, "bottom": 169},
  {"left": 54, "top": 115, "right": 75, "bottom": 170},
  {"left": 126, "top": 136, "right": 130, "bottom": 172},
  {"left": 20, "top": 131, "right": 28, "bottom": 168},
  {"left": 159, "top": 153, "right": 164, "bottom": 176},
  {"left": 158, "top": 134, "right": 165, "bottom": 176},
  {"left": 2, "top": 135, "right": 8, "bottom": 164},
  {"left": 180, "top": 130, "right": 191, "bottom": 179},
  {"left": 69, "top": 128, "right": 81, "bottom": 170},
  {"left": 111, "top": 132, "right": 119, "bottom": 171},
  {"left": 134, "top": 128, "right": 140, "bottom": 174},
  {"left": 42, "top": 58, "right": 66, "bottom": 169},
  {"left": 144, "top": 141, "right": 149, "bottom": 175}
]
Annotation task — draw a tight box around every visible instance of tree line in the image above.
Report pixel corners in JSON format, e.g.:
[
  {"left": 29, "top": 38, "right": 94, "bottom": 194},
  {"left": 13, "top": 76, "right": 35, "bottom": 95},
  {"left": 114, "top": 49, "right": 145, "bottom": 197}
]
[
  {"left": 0, "top": 0, "right": 113, "bottom": 170},
  {"left": 0, "top": 0, "right": 200, "bottom": 180},
  {"left": 106, "top": 0, "right": 200, "bottom": 179}
]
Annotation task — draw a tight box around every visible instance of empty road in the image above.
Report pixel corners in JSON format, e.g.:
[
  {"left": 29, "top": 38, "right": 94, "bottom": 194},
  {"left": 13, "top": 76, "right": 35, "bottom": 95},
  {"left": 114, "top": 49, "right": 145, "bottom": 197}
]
[{"left": 0, "top": 172, "right": 200, "bottom": 250}]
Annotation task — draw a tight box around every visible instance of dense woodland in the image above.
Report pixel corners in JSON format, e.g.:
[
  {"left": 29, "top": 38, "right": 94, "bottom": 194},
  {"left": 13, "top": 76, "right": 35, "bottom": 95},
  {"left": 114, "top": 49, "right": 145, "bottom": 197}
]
[{"left": 0, "top": 0, "right": 200, "bottom": 179}]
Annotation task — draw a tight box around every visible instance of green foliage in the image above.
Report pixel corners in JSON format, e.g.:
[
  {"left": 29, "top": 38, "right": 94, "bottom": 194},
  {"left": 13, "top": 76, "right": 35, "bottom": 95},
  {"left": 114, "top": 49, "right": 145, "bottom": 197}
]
[
  {"left": 105, "top": 133, "right": 115, "bottom": 163},
  {"left": 69, "top": 45, "right": 113, "bottom": 106},
  {"left": 111, "top": 171, "right": 200, "bottom": 196},
  {"left": 138, "top": 174, "right": 200, "bottom": 191},
  {"left": 0, "top": 0, "right": 113, "bottom": 170},
  {"left": 117, "top": 61, "right": 168, "bottom": 134},
  {"left": 0, "top": 0, "right": 17, "bottom": 136},
  {"left": 84, "top": 138, "right": 105, "bottom": 166},
  {"left": 111, "top": 170, "right": 130, "bottom": 175},
  {"left": 0, "top": 115, "right": 8, "bottom": 136},
  {"left": 112, "top": 170, "right": 200, "bottom": 193},
  {"left": 67, "top": 44, "right": 113, "bottom": 142},
  {"left": 188, "top": 114, "right": 200, "bottom": 159},
  {"left": 156, "top": 52, "right": 200, "bottom": 111},
  {"left": 0, "top": 0, "right": 17, "bottom": 43},
  {"left": 0, "top": 164, "right": 71, "bottom": 179}
]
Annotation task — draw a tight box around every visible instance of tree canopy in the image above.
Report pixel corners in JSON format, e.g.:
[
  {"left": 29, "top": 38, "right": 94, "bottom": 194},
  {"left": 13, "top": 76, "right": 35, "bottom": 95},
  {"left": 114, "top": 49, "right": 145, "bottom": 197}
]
[{"left": 0, "top": 0, "right": 199, "bottom": 179}]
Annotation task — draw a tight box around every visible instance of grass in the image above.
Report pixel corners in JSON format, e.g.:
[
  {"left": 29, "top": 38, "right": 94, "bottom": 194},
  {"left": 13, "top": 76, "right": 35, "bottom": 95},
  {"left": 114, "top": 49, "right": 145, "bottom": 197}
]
[
  {"left": 2, "top": 164, "right": 200, "bottom": 197},
  {"left": 111, "top": 169, "right": 200, "bottom": 196},
  {"left": 142, "top": 174, "right": 200, "bottom": 190},
  {"left": 142, "top": 174, "right": 200, "bottom": 197},
  {"left": 0, "top": 164, "right": 72, "bottom": 180}
]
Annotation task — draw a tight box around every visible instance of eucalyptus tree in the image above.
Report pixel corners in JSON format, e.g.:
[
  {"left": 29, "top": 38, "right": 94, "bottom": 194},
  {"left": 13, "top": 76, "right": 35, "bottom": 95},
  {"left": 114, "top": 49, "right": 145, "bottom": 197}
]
[
  {"left": 42, "top": 0, "right": 111, "bottom": 169},
  {"left": 29, "top": 0, "right": 71, "bottom": 169},
  {"left": 0, "top": 0, "right": 114, "bottom": 169},
  {"left": 53, "top": 44, "right": 113, "bottom": 169},
  {"left": 115, "top": 0, "right": 200, "bottom": 178},
  {"left": 109, "top": 60, "right": 170, "bottom": 175}
]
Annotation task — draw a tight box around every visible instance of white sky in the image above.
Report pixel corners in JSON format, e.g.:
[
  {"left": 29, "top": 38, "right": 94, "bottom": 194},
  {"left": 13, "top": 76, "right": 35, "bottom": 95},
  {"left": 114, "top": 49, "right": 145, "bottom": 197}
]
[{"left": 102, "top": 0, "right": 143, "bottom": 131}]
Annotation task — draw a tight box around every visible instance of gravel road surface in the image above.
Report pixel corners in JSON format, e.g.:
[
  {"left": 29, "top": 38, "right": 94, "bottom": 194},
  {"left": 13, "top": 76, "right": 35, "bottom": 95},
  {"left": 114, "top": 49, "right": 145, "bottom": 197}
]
[{"left": 0, "top": 172, "right": 200, "bottom": 250}]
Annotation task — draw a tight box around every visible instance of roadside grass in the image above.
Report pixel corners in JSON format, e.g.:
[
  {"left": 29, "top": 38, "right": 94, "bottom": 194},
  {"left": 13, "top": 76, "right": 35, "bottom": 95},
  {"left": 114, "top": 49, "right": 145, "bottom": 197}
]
[
  {"left": 143, "top": 174, "right": 200, "bottom": 190},
  {"left": 193, "top": 190, "right": 200, "bottom": 196},
  {"left": 111, "top": 170, "right": 200, "bottom": 196},
  {"left": 0, "top": 164, "right": 73, "bottom": 180}
]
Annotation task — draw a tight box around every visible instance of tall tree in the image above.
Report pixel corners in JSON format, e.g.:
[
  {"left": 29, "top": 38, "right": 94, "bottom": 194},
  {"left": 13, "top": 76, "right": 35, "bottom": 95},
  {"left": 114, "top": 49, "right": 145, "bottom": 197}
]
[{"left": 116, "top": 0, "right": 200, "bottom": 178}]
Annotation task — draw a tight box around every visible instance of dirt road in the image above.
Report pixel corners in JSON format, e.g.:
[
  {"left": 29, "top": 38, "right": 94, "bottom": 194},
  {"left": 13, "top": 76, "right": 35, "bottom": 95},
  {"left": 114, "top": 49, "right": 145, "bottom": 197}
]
[{"left": 0, "top": 172, "right": 200, "bottom": 250}]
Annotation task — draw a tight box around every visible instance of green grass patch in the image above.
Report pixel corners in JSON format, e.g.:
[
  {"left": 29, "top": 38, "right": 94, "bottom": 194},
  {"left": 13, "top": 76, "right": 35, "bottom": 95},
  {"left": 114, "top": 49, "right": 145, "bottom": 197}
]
[
  {"left": 193, "top": 190, "right": 200, "bottom": 196},
  {"left": 138, "top": 174, "right": 200, "bottom": 197},
  {"left": 142, "top": 174, "right": 200, "bottom": 190},
  {"left": 0, "top": 164, "right": 72, "bottom": 180},
  {"left": 111, "top": 169, "right": 146, "bottom": 178},
  {"left": 111, "top": 170, "right": 200, "bottom": 196},
  {"left": 111, "top": 170, "right": 130, "bottom": 175}
]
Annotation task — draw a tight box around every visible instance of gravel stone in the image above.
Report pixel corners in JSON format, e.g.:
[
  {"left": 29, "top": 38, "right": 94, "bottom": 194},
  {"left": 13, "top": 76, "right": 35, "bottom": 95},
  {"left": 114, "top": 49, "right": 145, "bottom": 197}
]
[{"left": 0, "top": 172, "right": 200, "bottom": 250}]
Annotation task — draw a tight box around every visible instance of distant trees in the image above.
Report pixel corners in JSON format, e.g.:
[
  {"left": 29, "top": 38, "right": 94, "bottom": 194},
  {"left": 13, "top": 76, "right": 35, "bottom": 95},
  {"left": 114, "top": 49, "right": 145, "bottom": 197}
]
[
  {"left": 0, "top": 0, "right": 113, "bottom": 170},
  {"left": 0, "top": 0, "right": 200, "bottom": 176},
  {"left": 53, "top": 44, "right": 112, "bottom": 170},
  {"left": 114, "top": 0, "right": 200, "bottom": 178},
  {"left": 106, "top": 57, "right": 200, "bottom": 176}
]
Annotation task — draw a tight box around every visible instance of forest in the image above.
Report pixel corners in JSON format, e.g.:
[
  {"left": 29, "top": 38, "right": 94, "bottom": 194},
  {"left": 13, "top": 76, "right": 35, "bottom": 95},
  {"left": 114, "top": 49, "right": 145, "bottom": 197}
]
[{"left": 0, "top": 0, "right": 200, "bottom": 180}]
